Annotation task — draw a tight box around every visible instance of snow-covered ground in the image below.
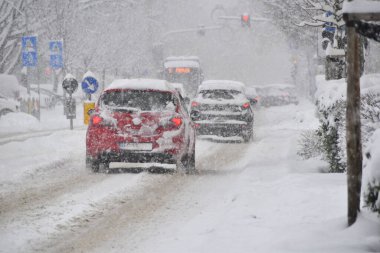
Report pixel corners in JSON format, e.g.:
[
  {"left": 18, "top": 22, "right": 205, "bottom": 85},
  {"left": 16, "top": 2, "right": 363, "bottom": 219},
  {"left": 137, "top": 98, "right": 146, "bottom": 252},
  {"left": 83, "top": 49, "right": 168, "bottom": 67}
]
[{"left": 0, "top": 99, "right": 379, "bottom": 253}]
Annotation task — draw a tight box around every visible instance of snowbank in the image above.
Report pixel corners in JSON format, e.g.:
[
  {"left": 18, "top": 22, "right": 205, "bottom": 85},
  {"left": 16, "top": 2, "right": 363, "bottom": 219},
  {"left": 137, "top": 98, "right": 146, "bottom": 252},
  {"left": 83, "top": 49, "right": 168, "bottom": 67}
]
[
  {"left": 0, "top": 113, "right": 41, "bottom": 133},
  {"left": 0, "top": 74, "right": 21, "bottom": 98}
]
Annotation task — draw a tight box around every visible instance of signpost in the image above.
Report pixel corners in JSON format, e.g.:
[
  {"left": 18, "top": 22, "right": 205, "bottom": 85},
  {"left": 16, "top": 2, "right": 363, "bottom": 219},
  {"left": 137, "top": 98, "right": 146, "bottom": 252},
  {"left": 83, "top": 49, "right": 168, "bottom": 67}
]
[
  {"left": 49, "top": 40, "right": 63, "bottom": 69},
  {"left": 62, "top": 74, "right": 78, "bottom": 130},
  {"left": 81, "top": 72, "right": 99, "bottom": 125},
  {"left": 21, "top": 35, "right": 40, "bottom": 119},
  {"left": 81, "top": 75, "right": 99, "bottom": 97},
  {"left": 21, "top": 36, "right": 37, "bottom": 68}
]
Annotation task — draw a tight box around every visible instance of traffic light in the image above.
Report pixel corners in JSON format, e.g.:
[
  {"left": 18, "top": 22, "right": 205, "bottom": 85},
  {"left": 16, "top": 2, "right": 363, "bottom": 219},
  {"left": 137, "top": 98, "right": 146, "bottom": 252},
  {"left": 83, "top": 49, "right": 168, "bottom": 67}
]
[{"left": 241, "top": 14, "right": 251, "bottom": 27}]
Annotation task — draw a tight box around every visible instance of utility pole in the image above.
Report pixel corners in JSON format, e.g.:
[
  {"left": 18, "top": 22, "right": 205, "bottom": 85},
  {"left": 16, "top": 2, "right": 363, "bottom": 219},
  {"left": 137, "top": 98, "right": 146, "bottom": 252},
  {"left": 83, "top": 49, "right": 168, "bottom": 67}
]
[
  {"left": 343, "top": 0, "right": 380, "bottom": 226},
  {"left": 345, "top": 22, "right": 362, "bottom": 227}
]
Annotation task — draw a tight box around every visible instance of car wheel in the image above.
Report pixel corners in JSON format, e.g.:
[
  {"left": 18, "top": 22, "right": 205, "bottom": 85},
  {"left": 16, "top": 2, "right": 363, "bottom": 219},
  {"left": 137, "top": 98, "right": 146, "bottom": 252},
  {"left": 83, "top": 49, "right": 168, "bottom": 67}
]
[
  {"left": 86, "top": 157, "right": 100, "bottom": 173},
  {"left": 186, "top": 152, "right": 196, "bottom": 174},
  {"left": 243, "top": 127, "right": 253, "bottom": 143}
]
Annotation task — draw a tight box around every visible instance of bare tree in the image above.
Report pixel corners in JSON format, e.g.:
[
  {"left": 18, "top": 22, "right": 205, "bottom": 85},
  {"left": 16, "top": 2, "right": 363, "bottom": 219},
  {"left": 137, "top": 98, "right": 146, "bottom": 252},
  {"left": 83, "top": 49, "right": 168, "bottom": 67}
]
[{"left": 0, "top": 0, "right": 27, "bottom": 74}]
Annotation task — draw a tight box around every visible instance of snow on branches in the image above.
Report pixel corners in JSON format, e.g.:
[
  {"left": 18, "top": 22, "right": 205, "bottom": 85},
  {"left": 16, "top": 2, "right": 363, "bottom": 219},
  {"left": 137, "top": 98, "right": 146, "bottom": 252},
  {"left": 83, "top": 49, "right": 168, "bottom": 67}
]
[{"left": 0, "top": 0, "right": 27, "bottom": 73}]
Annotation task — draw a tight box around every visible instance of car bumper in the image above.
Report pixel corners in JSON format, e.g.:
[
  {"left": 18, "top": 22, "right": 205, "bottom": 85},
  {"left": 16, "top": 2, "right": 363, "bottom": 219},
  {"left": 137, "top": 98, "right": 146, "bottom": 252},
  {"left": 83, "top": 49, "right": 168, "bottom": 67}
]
[{"left": 194, "top": 120, "right": 249, "bottom": 137}]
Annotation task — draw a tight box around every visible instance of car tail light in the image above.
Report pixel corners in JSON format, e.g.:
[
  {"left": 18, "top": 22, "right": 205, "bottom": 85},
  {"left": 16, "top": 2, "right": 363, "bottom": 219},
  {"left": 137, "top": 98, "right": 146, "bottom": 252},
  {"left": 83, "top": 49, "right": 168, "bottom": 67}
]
[
  {"left": 191, "top": 101, "right": 199, "bottom": 107},
  {"left": 92, "top": 115, "right": 103, "bottom": 125},
  {"left": 171, "top": 117, "right": 182, "bottom": 127},
  {"left": 242, "top": 102, "right": 250, "bottom": 109}
]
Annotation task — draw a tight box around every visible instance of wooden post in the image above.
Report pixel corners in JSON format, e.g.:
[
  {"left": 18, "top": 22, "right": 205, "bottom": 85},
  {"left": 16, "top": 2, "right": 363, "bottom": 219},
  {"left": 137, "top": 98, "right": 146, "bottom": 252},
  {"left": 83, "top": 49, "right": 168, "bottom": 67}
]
[{"left": 346, "top": 23, "right": 362, "bottom": 227}]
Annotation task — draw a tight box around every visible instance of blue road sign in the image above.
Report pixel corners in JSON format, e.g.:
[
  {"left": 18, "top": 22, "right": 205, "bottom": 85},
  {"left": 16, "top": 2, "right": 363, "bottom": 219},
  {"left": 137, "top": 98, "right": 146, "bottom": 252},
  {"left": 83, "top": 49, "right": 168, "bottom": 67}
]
[
  {"left": 82, "top": 76, "right": 99, "bottom": 94},
  {"left": 49, "top": 41, "right": 63, "bottom": 69},
  {"left": 22, "top": 36, "right": 37, "bottom": 67}
]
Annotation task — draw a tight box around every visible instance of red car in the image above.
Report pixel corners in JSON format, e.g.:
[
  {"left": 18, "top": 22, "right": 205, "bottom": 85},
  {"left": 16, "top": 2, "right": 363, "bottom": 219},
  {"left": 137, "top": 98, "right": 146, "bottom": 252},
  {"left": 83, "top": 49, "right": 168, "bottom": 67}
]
[{"left": 86, "top": 79, "right": 196, "bottom": 173}]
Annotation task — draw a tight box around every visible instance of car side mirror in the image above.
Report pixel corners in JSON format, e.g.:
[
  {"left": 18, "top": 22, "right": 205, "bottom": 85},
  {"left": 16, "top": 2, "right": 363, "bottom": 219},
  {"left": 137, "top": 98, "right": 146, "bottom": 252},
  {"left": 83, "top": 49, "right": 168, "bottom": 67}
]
[
  {"left": 249, "top": 98, "right": 258, "bottom": 106},
  {"left": 88, "top": 109, "right": 95, "bottom": 116}
]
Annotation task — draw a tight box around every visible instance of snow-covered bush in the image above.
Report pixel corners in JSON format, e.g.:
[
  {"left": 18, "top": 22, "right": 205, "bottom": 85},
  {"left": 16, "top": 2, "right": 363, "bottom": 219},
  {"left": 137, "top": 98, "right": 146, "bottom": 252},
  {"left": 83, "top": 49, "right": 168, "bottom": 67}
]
[
  {"left": 297, "top": 99, "right": 346, "bottom": 173},
  {"left": 363, "top": 129, "right": 380, "bottom": 215},
  {"left": 297, "top": 130, "right": 323, "bottom": 160},
  {"left": 315, "top": 99, "right": 347, "bottom": 173},
  {"left": 361, "top": 92, "right": 380, "bottom": 144},
  {"left": 298, "top": 75, "right": 380, "bottom": 174}
]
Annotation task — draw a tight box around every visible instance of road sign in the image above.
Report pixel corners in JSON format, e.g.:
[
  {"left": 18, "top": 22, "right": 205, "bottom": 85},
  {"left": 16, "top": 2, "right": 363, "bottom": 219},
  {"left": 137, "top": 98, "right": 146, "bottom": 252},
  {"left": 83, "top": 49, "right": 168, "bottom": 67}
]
[
  {"left": 22, "top": 36, "right": 37, "bottom": 67},
  {"left": 82, "top": 76, "right": 99, "bottom": 94},
  {"left": 49, "top": 41, "right": 63, "bottom": 69},
  {"left": 62, "top": 74, "right": 78, "bottom": 94}
]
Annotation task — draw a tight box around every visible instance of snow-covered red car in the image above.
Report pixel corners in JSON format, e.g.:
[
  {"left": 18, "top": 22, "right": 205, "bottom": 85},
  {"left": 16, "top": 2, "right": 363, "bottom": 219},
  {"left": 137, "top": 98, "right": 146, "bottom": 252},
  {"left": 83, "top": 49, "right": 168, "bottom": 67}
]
[
  {"left": 190, "top": 80, "right": 254, "bottom": 142},
  {"left": 86, "top": 79, "right": 196, "bottom": 173}
]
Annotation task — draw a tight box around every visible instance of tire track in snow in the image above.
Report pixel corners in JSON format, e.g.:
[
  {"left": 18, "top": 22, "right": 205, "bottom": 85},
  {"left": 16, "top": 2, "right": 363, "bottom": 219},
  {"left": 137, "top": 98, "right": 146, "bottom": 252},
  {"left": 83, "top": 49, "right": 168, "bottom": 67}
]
[{"left": 33, "top": 141, "right": 249, "bottom": 253}]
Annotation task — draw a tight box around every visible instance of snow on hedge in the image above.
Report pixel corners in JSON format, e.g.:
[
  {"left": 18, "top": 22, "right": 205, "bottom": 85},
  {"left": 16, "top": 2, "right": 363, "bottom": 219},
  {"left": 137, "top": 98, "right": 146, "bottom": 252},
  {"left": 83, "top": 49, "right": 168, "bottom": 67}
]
[
  {"left": 315, "top": 74, "right": 380, "bottom": 108},
  {"left": 343, "top": 0, "right": 380, "bottom": 14}
]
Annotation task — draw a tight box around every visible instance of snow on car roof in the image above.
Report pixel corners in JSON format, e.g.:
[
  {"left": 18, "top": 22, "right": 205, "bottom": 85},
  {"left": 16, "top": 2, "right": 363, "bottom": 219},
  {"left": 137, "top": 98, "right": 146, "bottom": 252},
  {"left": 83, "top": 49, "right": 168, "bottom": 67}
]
[
  {"left": 254, "top": 83, "right": 296, "bottom": 89},
  {"left": 199, "top": 80, "right": 246, "bottom": 92},
  {"left": 105, "top": 79, "right": 173, "bottom": 92},
  {"left": 164, "top": 60, "right": 200, "bottom": 68},
  {"left": 165, "top": 56, "right": 200, "bottom": 62}
]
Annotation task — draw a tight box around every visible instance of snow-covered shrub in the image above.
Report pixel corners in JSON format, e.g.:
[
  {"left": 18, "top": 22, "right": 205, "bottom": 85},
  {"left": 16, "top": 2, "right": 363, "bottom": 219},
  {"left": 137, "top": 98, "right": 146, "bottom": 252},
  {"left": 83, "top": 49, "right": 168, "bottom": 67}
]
[
  {"left": 361, "top": 92, "right": 380, "bottom": 145},
  {"left": 297, "top": 130, "right": 323, "bottom": 159},
  {"left": 315, "top": 99, "right": 347, "bottom": 173},
  {"left": 297, "top": 99, "right": 346, "bottom": 172},
  {"left": 363, "top": 129, "right": 380, "bottom": 216},
  {"left": 298, "top": 75, "right": 380, "bottom": 174}
]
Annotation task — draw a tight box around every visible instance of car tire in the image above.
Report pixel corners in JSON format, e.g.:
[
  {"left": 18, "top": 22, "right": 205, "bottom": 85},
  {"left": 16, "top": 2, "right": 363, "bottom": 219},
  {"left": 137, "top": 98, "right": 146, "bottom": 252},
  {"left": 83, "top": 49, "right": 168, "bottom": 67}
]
[
  {"left": 243, "top": 127, "right": 253, "bottom": 143},
  {"left": 186, "top": 152, "right": 196, "bottom": 174},
  {"left": 86, "top": 157, "right": 100, "bottom": 173}
]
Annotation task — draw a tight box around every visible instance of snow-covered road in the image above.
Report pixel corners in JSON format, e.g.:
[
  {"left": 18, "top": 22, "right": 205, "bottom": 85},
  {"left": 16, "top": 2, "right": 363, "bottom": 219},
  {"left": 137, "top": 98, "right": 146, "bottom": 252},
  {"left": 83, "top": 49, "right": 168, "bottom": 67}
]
[{"left": 0, "top": 102, "right": 379, "bottom": 253}]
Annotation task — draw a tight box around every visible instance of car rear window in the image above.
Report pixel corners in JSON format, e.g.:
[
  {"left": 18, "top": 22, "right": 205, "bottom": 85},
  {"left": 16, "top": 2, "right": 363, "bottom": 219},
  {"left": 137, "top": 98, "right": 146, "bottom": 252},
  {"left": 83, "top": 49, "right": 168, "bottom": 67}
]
[
  {"left": 199, "top": 89, "right": 241, "bottom": 100},
  {"left": 100, "top": 90, "right": 176, "bottom": 111}
]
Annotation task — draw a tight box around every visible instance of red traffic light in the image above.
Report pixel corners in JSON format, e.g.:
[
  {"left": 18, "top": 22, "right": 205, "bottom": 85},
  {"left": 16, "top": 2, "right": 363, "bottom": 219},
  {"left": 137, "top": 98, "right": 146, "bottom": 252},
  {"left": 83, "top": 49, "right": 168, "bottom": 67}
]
[{"left": 241, "top": 14, "right": 251, "bottom": 27}]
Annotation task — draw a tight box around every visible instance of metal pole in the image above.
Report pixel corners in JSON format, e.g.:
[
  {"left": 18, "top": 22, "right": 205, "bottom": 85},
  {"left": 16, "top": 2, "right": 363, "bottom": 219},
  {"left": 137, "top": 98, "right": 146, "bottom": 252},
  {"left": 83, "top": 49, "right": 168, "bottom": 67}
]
[
  {"left": 70, "top": 94, "right": 73, "bottom": 130},
  {"left": 37, "top": 68, "right": 41, "bottom": 121},
  {"left": 346, "top": 24, "right": 362, "bottom": 227}
]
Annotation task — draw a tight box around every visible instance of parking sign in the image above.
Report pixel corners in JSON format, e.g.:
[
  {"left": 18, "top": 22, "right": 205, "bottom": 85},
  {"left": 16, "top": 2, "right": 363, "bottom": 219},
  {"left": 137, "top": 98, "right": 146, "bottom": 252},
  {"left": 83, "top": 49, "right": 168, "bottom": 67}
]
[
  {"left": 22, "top": 36, "right": 37, "bottom": 67},
  {"left": 49, "top": 40, "right": 63, "bottom": 69}
]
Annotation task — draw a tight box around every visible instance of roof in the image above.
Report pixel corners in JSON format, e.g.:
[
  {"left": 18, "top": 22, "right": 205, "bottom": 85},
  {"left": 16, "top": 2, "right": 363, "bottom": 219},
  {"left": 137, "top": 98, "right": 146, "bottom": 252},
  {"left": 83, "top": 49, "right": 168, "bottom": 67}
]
[
  {"left": 253, "top": 83, "right": 296, "bottom": 89},
  {"left": 165, "top": 56, "right": 200, "bottom": 62},
  {"left": 105, "top": 79, "right": 173, "bottom": 92},
  {"left": 199, "top": 80, "right": 246, "bottom": 92},
  {"left": 164, "top": 60, "right": 200, "bottom": 68}
]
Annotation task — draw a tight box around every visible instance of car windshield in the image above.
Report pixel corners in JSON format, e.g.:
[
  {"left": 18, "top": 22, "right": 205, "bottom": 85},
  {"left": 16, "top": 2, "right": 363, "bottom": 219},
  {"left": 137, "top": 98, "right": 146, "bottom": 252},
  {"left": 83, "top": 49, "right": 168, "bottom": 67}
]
[
  {"left": 100, "top": 90, "right": 176, "bottom": 111},
  {"left": 199, "top": 89, "right": 241, "bottom": 100}
]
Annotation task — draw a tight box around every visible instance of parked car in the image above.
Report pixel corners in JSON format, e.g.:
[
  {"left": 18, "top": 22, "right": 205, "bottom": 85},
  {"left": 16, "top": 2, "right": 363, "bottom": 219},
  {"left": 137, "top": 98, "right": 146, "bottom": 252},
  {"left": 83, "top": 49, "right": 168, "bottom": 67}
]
[
  {"left": 254, "top": 84, "right": 298, "bottom": 107},
  {"left": 190, "top": 80, "right": 254, "bottom": 142},
  {"left": 86, "top": 79, "right": 196, "bottom": 173},
  {"left": 0, "top": 93, "right": 19, "bottom": 117}
]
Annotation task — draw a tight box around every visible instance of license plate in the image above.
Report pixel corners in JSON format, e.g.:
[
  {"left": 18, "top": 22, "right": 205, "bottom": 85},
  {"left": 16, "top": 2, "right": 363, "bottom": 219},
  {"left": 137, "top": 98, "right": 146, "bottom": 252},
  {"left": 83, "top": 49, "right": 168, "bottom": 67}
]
[{"left": 119, "top": 143, "right": 153, "bottom": 151}]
